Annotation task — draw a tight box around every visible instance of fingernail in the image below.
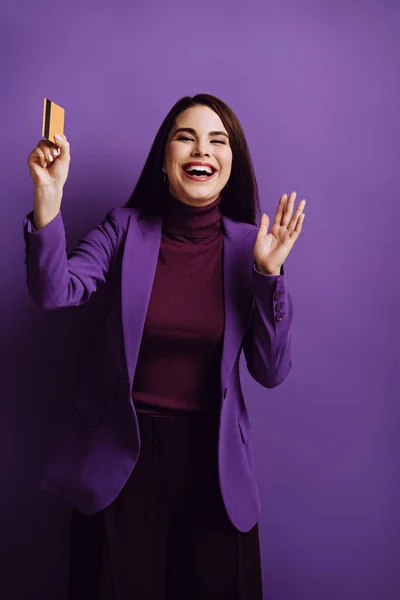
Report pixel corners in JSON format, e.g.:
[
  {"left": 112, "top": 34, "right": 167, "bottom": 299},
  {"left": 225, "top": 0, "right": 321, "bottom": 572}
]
[
  {"left": 55, "top": 134, "right": 62, "bottom": 140},
  {"left": 51, "top": 148, "right": 58, "bottom": 157}
]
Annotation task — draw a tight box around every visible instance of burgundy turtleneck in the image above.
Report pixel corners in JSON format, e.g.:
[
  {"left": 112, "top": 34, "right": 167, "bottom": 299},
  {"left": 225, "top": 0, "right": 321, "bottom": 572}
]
[{"left": 132, "top": 193, "right": 225, "bottom": 416}]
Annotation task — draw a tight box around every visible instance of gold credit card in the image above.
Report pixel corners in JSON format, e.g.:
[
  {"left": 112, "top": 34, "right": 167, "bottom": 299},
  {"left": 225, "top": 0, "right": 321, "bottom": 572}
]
[{"left": 42, "top": 98, "right": 65, "bottom": 142}]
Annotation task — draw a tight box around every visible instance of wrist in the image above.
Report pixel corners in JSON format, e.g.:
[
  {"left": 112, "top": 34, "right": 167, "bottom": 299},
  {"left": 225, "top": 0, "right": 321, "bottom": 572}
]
[
  {"left": 34, "top": 182, "right": 63, "bottom": 198},
  {"left": 255, "top": 262, "right": 281, "bottom": 276}
]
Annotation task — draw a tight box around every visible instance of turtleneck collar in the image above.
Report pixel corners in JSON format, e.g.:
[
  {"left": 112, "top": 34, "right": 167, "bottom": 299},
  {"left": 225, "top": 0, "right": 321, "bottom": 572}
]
[{"left": 161, "top": 192, "right": 223, "bottom": 242}]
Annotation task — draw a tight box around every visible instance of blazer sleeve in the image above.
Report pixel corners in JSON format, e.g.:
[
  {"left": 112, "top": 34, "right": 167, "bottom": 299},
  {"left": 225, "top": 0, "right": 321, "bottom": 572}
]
[
  {"left": 242, "top": 262, "right": 293, "bottom": 388},
  {"left": 23, "top": 207, "right": 120, "bottom": 310}
]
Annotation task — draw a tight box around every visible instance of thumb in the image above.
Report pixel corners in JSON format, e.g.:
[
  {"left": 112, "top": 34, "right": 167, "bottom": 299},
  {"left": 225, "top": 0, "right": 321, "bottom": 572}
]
[
  {"left": 53, "top": 134, "right": 70, "bottom": 159},
  {"left": 258, "top": 213, "right": 269, "bottom": 234}
]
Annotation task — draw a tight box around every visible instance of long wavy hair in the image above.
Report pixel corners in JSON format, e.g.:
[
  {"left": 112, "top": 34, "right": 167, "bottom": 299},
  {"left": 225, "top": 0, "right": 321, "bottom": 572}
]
[{"left": 123, "top": 94, "right": 260, "bottom": 225}]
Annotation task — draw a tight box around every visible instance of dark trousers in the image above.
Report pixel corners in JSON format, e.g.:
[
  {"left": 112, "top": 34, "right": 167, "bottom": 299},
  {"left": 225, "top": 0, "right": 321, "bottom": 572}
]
[{"left": 69, "top": 410, "right": 263, "bottom": 600}]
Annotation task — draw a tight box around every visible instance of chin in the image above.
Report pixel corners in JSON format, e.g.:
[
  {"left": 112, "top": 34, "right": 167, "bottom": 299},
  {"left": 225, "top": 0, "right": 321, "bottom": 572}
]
[{"left": 188, "top": 185, "right": 223, "bottom": 198}]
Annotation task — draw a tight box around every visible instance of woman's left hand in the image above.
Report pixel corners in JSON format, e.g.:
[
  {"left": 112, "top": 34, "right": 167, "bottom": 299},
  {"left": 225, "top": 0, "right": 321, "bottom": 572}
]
[{"left": 253, "top": 191, "right": 306, "bottom": 275}]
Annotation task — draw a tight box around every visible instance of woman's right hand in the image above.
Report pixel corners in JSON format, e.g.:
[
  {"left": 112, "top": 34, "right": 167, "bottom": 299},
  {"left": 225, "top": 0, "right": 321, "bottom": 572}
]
[
  {"left": 27, "top": 134, "right": 71, "bottom": 191},
  {"left": 27, "top": 134, "right": 71, "bottom": 229}
]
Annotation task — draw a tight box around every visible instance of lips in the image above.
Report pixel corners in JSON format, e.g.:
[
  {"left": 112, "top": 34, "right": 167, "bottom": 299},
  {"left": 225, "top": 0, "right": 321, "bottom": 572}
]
[
  {"left": 182, "top": 161, "right": 217, "bottom": 173},
  {"left": 182, "top": 161, "right": 217, "bottom": 182},
  {"left": 182, "top": 169, "right": 216, "bottom": 182}
]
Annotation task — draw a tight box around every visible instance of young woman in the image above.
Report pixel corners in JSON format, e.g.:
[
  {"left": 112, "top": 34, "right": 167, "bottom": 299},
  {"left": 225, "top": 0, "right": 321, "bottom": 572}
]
[{"left": 25, "top": 93, "right": 306, "bottom": 599}]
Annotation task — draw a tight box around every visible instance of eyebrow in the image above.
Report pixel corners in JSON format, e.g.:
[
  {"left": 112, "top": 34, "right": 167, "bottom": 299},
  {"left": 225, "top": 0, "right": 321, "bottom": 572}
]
[{"left": 173, "top": 127, "right": 229, "bottom": 139}]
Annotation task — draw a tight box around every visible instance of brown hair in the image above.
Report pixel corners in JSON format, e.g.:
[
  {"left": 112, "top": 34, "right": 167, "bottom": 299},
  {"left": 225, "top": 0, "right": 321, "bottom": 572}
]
[{"left": 124, "top": 94, "right": 260, "bottom": 225}]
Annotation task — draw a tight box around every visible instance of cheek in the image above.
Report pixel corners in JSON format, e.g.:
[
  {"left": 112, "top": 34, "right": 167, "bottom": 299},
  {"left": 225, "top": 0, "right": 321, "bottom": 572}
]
[
  {"left": 221, "top": 149, "right": 233, "bottom": 169},
  {"left": 168, "top": 155, "right": 185, "bottom": 178},
  {"left": 165, "top": 144, "right": 180, "bottom": 169},
  {"left": 221, "top": 157, "right": 233, "bottom": 177}
]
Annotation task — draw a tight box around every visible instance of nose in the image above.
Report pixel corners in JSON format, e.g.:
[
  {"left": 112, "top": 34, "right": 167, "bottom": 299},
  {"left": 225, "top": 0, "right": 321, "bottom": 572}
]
[{"left": 192, "top": 139, "right": 210, "bottom": 157}]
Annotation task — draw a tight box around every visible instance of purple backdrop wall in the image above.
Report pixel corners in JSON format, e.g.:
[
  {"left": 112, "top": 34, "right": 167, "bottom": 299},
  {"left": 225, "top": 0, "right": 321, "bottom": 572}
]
[{"left": 1, "top": 1, "right": 399, "bottom": 598}]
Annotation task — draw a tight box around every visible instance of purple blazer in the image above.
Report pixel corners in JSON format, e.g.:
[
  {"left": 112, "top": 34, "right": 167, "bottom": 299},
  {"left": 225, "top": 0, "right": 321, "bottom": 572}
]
[{"left": 23, "top": 205, "right": 293, "bottom": 533}]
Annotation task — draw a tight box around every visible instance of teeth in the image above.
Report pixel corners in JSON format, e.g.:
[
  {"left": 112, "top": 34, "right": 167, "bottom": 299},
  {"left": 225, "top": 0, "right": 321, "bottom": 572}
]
[{"left": 184, "top": 165, "right": 213, "bottom": 174}]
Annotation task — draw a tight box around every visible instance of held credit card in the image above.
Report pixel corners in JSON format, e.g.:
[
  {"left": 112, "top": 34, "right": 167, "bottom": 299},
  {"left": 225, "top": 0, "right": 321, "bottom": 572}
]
[{"left": 42, "top": 98, "right": 65, "bottom": 142}]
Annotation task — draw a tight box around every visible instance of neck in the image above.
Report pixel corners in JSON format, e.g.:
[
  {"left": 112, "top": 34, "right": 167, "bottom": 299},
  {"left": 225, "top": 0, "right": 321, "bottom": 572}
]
[{"left": 161, "top": 192, "right": 223, "bottom": 242}]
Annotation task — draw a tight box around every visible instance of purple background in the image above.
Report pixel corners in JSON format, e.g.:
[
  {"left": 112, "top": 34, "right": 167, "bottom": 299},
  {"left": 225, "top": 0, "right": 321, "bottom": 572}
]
[{"left": 2, "top": 1, "right": 399, "bottom": 598}]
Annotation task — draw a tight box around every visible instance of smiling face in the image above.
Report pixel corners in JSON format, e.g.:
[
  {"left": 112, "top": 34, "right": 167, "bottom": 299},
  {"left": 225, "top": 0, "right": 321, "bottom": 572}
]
[{"left": 163, "top": 105, "right": 233, "bottom": 207}]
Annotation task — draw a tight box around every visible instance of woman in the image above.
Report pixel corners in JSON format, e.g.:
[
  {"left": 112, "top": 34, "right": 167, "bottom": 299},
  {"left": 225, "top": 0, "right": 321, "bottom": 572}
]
[{"left": 24, "top": 94, "right": 306, "bottom": 599}]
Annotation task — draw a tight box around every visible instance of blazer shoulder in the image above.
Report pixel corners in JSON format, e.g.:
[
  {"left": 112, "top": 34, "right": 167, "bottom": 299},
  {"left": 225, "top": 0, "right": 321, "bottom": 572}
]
[
  {"left": 105, "top": 206, "right": 140, "bottom": 232},
  {"left": 116, "top": 206, "right": 140, "bottom": 220},
  {"left": 242, "top": 222, "right": 259, "bottom": 243}
]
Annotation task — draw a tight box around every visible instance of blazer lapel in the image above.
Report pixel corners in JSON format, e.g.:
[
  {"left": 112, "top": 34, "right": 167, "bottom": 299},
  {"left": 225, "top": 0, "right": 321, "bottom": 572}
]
[
  {"left": 220, "top": 214, "right": 256, "bottom": 388},
  {"left": 120, "top": 211, "right": 256, "bottom": 390}
]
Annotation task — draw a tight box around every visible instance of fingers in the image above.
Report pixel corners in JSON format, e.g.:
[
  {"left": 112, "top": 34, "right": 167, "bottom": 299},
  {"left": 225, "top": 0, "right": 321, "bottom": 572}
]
[
  {"left": 289, "top": 211, "right": 305, "bottom": 241},
  {"left": 34, "top": 134, "right": 70, "bottom": 168},
  {"left": 275, "top": 192, "right": 306, "bottom": 229},
  {"left": 28, "top": 135, "right": 67, "bottom": 169},
  {"left": 36, "top": 146, "right": 47, "bottom": 168},
  {"left": 37, "top": 140, "right": 60, "bottom": 165},
  {"left": 287, "top": 198, "right": 306, "bottom": 234},
  {"left": 272, "top": 194, "right": 286, "bottom": 228},
  {"left": 281, "top": 192, "right": 297, "bottom": 227}
]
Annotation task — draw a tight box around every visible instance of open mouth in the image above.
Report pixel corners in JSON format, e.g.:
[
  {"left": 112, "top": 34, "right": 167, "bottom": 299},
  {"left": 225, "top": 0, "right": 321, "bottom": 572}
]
[{"left": 182, "top": 164, "right": 217, "bottom": 181}]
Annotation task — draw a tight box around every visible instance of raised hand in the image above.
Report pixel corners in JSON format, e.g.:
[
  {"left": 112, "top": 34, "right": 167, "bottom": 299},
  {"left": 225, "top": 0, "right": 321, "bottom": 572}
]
[{"left": 253, "top": 192, "right": 306, "bottom": 275}]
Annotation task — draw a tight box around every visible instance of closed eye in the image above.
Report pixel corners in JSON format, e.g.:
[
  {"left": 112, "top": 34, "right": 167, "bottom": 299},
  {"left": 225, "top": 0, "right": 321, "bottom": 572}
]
[{"left": 177, "top": 136, "right": 225, "bottom": 144}]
